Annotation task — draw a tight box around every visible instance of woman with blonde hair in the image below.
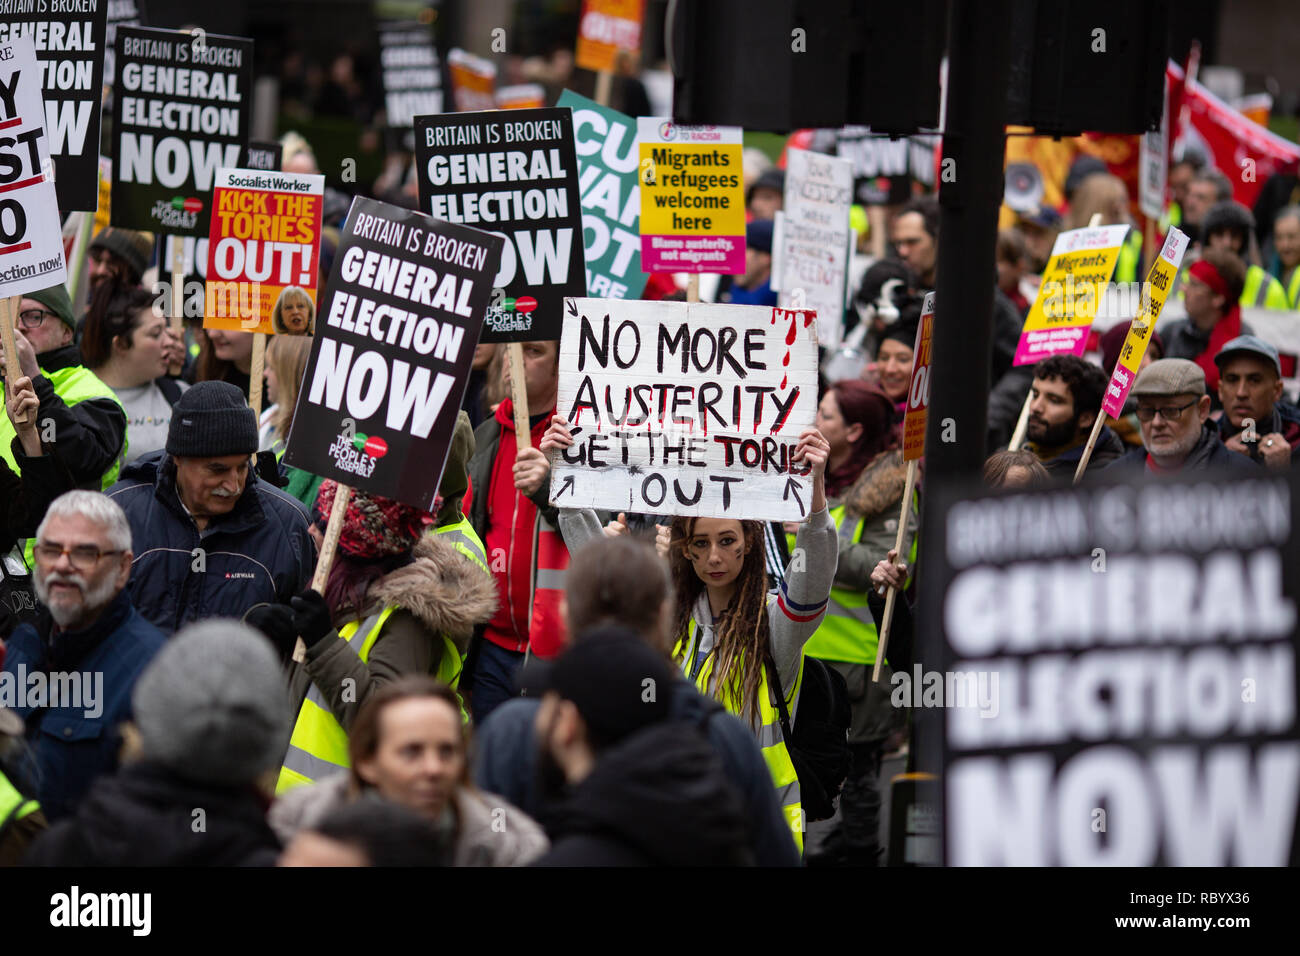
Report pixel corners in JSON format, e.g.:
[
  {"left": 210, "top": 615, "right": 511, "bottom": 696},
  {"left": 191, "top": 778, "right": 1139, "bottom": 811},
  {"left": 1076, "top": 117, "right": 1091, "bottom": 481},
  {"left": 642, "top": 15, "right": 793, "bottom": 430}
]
[
  {"left": 272, "top": 286, "right": 316, "bottom": 335},
  {"left": 259, "top": 333, "right": 321, "bottom": 508}
]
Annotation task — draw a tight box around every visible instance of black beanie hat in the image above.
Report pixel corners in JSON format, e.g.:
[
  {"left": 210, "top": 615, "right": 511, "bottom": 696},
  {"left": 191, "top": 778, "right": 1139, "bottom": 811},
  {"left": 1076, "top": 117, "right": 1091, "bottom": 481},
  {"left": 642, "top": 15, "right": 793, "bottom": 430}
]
[{"left": 166, "top": 381, "right": 259, "bottom": 458}]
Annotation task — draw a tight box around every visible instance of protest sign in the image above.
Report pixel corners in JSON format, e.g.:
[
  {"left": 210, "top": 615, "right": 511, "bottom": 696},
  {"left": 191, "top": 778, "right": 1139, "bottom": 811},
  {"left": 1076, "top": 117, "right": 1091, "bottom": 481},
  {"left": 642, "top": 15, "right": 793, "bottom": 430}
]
[
  {"left": 835, "top": 127, "right": 939, "bottom": 205},
  {"left": 903, "top": 293, "right": 935, "bottom": 463},
  {"left": 559, "top": 90, "right": 645, "bottom": 300},
  {"left": 0, "top": 3, "right": 108, "bottom": 212},
  {"left": 377, "top": 19, "right": 441, "bottom": 126},
  {"left": 1101, "top": 227, "right": 1189, "bottom": 419},
  {"left": 496, "top": 84, "right": 545, "bottom": 111},
  {"left": 873, "top": 292, "right": 933, "bottom": 682},
  {"left": 928, "top": 469, "right": 1300, "bottom": 865},
  {"left": 447, "top": 48, "right": 495, "bottom": 113},
  {"left": 1014, "top": 224, "right": 1130, "bottom": 366},
  {"left": 638, "top": 119, "right": 744, "bottom": 274},
  {"left": 283, "top": 197, "right": 504, "bottom": 510},
  {"left": 773, "top": 147, "right": 853, "bottom": 347},
  {"left": 0, "top": 33, "right": 68, "bottom": 297},
  {"left": 574, "top": 0, "right": 643, "bottom": 74},
  {"left": 550, "top": 298, "right": 818, "bottom": 521},
  {"left": 415, "top": 107, "right": 586, "bottom": 342},
  {"left": 1138, "top": 69, "right": 1168, "bottom": 220},
  {"left": 205, "top": 169, "right": 324, "bottom": 334},
  {"left": 243, "top": 141, "right": 282, "bottom": 172},
  {"left": 111, "top": 26, "right": 252, "bottom": 237},
  {"left": 103, "top": 0, "right": 144, "bottom": 87}
]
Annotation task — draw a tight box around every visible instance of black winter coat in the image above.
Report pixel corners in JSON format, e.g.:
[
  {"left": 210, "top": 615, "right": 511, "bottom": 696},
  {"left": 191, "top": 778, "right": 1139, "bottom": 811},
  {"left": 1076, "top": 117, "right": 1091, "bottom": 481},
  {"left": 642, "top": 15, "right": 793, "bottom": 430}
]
[
  {"left": 107, "top": 450, "right": 315, "bottom": 635},
  {"left": 533, "top": 722, "right": 755, "bottom": 867},
  {"left": 24, "top": 761, "right": 280, "bottom": 866},
  {"left": 1103, "top": 421, "right": 1262, "bottom": 475}
]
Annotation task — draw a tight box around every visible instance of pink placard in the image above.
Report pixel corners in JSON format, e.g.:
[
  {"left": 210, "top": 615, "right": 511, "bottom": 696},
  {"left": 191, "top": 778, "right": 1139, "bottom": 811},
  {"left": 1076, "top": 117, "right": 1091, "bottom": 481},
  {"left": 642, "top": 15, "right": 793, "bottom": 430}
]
[{"left": 641, "top": 234, "right": 745, "bottom": 274}]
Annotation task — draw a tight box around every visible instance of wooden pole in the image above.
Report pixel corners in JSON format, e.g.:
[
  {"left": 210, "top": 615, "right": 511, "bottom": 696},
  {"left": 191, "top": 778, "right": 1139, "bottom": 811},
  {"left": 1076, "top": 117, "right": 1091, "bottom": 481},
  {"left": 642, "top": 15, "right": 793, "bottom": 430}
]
[
  {"left": 872, "top": 457, "right": 918, "bottom": 683},
  {"left": 66, "top": 211, "right": 95, "bottom": 310},
  {"left": 1071, "top": 410, "right": 1108, "bottom": 484},
  {"left": 594, "top": 69, "right": 614, "bottom": 107},
  {"left": 687, "top": 274, "right": 699, "bottom": 303},
  {"left": 1, "top": 296, "right": 26, "bottom": 425},
  {"left": 248, "top": 332, "right": 267, "bottom": 420},
  {"left": 1006, "top": 392, "right": 1032, "bottom": 451},
  {"left": 168, "top": 240, "right": 185, "bottom": 377},
  {"left": 1144, "top": 216, "right": 1157, "bottom": 281},
  {"left": 294, "top": 482, "right": 352, "bottom": 662},
  {"left": 507, "top": 341, "right": 531, "bottom": 448}
]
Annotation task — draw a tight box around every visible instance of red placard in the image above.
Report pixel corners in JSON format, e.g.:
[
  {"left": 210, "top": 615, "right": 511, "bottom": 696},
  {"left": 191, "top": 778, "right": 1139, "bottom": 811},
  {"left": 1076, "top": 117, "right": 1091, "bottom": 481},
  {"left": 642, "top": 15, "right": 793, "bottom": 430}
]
[{"left": 902, "top": 292, "right": 935, "bottom": 461}]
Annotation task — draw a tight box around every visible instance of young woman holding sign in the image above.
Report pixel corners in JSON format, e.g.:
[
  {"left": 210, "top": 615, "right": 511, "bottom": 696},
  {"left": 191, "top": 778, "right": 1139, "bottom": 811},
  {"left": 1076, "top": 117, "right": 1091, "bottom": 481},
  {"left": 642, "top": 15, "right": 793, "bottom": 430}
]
[{"left": 541, "top": 416, "right": 837, "bottom": 853}]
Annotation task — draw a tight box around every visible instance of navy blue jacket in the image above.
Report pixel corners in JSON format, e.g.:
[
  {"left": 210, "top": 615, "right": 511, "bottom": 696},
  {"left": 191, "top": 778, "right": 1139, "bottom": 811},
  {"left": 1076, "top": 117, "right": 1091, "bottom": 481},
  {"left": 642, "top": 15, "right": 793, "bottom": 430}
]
[
  {"left": 473, "top": 679, "right": 802, "bottom": 867},
  {"left": 2, "top": 590, "right": 165, "bottom": 821},
  {"left": 106, "top": 450, "right": 314, "bottom": 635}
]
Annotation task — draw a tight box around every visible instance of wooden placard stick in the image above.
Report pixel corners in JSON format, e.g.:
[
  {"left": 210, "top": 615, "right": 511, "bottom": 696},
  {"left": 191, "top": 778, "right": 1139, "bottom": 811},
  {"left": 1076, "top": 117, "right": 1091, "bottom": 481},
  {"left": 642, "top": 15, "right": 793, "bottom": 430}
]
[
  {"left": 872, "top": 456, "right": 919, "bottom": 683},
  {"left": 248, "top": 332, "right": 267, "bottom": 420},
  {"left": 1, "top": 296, "right": 26, "bottom": 425},
  {"left": 594, "top": 69, "right": 614, "bottom": 107},
  {"left": 507, "top": 341, "right": 531, "bottom": 448},
  {"left": 168, "top": 241, "right": 185, "bottom": 376},
  {"left": 687, "top": 274, "right": 699, "bottom": 303},
  {"left": 294, "top": 482, "right": 353, "bottom": 662}
]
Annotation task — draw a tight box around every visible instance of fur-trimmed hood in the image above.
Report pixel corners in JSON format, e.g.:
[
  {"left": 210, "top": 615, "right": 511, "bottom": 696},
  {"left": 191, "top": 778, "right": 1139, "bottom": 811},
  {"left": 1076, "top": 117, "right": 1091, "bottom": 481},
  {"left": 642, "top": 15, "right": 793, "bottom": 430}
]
[
  {"left": 368, "top": 532, "right": 498, "bottom": 642},
  {"left": 841, "top": 448, "right": 909, "bottom": 521}
]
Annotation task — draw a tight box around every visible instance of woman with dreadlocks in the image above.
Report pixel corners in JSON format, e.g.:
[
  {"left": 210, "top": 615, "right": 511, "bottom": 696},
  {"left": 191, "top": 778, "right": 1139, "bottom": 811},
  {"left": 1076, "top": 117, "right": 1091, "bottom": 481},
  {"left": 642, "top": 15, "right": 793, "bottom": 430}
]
[{"left": 541, "top": 416, "right": 837, "bottom": 852}]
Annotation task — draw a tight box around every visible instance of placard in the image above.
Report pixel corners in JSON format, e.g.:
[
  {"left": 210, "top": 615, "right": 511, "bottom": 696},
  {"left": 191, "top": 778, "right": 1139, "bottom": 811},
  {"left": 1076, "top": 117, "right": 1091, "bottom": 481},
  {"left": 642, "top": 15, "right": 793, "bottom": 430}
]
[
  {"left": 0, "top": 1, "right": 108, "bottom": 211},
  {"left": 283, "top": 197, "right": 504, "bottom": 510},
  {"left": 104, "top": 0, "right": 145, "bottom": 87},
  {"left": 0, "top": 34, "right": 68, "bottom": 296},
  {"left": 774, "top": 147, "right": 853, "bottom": 347},
  {"left": 415, "top": 107, "right": 586, "bottom": 342},
  {"left": 446, "top": 48, "right": 495, "bottom": 113},
  {"left": 931, "top": 469, "right": 1300, "bottom": 865},
  {"left": 638, "top": 118, "right": 744, "bottom": 274},
  {"left": 902, "top": 292, "right": 935, "bottom": 461},
  {"left": 1014, "top": 224, "right": 1130, "bottom": 366},
  {"left": 377, "top": 18, "right": 441, "bottom": 126},
  {"left": 551, "top": 298, "right": 818, "bottom": 521},
  {"left": 1101, "top": 227, "right": 1189, "bottom": 418},
  {"left": 205, "top": 168, "right": 324, "bottom": 334},
  {"left": 559, "top": 90, "right": 645, "bottom": 300},
  {"left": 111, "top": 26, "right": 252, "bottom": 237},
  {"left": 574, "top": 0, "right": 643, "bottom": 74}
]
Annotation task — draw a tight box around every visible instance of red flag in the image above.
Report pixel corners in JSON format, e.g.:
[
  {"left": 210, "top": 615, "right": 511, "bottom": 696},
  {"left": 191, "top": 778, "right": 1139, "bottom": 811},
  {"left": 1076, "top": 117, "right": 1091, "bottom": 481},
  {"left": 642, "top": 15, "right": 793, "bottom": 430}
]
[{"left": 1169, "top": 59, "right": 1300, "bottom": 209}]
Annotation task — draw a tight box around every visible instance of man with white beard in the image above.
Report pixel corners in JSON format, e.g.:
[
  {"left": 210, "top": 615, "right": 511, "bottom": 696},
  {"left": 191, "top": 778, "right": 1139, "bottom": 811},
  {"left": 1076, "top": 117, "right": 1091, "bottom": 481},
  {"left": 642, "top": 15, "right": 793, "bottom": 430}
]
[
  {"left": 1, "top": 492, "right": 165, "bottom": 821},
  {"left": 107, "top": 381, "right": 314, "bottom": 635}
]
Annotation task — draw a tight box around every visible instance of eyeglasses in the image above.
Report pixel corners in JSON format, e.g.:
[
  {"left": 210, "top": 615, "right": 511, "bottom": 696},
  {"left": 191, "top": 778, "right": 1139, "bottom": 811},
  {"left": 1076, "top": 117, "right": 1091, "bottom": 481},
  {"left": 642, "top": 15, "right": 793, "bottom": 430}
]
[
  {"left": 33, "top": 542, "right": 124, "bottom": 571},
  {"left": 1135, "top": 400, "right": 1198, "bottom": 423},
  {"left": 17, "top": 308, "right": 56, "bottom": 330}
]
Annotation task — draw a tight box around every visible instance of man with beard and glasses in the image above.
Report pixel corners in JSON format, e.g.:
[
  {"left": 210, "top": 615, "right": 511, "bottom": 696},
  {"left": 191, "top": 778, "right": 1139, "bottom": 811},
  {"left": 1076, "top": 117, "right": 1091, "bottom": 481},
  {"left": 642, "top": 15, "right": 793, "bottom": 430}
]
[
  {"left": 107, "top": 381, "right": 314, "bottom": 634},
  {"left": 1021, "top": 355, "right": 1125, "bottom": 479},
  {"left": 1106, "top": 359, "right": 1260, "bottom": 476},
  {"left": 0, "top": 492, "right": 164, "bottom": 821}
]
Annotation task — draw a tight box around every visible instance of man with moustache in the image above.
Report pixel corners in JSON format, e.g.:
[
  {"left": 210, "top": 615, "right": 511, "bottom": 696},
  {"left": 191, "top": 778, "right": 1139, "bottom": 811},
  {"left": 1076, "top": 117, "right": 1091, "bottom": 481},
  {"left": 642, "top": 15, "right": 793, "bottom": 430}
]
[
  {"left": 1, "top": 492, "right": 165, "bottom": 821},
  {"left": 107, "top": 381, "right": 315, "bottom": 635},
  {"left": 1021, "top": 355, "right": 1125, "bottom": 478}
]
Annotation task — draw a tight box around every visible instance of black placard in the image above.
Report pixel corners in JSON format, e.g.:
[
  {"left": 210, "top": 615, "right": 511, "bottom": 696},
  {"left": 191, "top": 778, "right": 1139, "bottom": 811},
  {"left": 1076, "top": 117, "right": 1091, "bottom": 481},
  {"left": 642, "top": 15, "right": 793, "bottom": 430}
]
[
  {"left": 243, "top": 140, "right": 282, "bottom": 172},
  {"left": 110, "top": 26, "right": 251, "bottom": 237},
  {"left": 283, "top": 197, "right": 504, "bottom": 510},
  {"left": 927, "top": 468, "right": 1300, "bottom": 866},
  {"left": 0, "top": 2, "right": 109, "bottom": 211},
  {"left": 377, "top": 18, "right": 442, "bottom": 127},
  {"left": 415, "top": 107, "right": 586, "bottom": 342}
]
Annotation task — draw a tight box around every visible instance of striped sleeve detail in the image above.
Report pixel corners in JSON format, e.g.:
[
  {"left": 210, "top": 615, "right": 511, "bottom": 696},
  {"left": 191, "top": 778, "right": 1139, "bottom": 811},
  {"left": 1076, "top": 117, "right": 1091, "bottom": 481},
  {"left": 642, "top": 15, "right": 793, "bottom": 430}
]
[{"left": 776, "top": 582, "right": 827, "bottom": 622}]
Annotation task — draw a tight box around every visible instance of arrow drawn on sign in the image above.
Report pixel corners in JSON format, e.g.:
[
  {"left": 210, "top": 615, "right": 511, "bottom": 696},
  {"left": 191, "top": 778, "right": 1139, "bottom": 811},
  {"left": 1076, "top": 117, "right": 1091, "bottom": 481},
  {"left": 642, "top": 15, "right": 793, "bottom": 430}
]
[
  {"left": 555, "top": 475, "right": 575, "bottom": 499},
  {"left": 783, "top": 477, "right": 806, "bottom": 517}
]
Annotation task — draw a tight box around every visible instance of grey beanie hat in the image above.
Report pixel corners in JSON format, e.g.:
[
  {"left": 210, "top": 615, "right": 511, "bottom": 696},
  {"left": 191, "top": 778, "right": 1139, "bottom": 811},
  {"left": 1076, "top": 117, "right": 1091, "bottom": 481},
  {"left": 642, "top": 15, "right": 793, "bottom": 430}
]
[
  {"left": 132, "top": 621, "right": 292, "bottom": 786},
  {"left": 166, "top": 380, "right": 259, "bottom": 458}
]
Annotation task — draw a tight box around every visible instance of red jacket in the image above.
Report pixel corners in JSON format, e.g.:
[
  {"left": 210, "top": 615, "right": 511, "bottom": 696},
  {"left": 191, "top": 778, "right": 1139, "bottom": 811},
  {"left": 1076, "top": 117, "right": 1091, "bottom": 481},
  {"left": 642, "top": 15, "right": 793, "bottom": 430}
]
[{"left": 480, "top": 400, "right": 568, "bottom": 657}]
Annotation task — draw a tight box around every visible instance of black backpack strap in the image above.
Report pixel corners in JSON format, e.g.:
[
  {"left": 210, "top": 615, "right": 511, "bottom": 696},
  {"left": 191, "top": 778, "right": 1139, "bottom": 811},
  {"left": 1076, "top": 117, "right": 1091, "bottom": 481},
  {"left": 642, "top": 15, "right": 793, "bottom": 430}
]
[
  {"left": 765, "top": 654, "right": 795, "bottom": 743},
  {"left": 155, "top": 375, "right": 184, "bottom": 407}
]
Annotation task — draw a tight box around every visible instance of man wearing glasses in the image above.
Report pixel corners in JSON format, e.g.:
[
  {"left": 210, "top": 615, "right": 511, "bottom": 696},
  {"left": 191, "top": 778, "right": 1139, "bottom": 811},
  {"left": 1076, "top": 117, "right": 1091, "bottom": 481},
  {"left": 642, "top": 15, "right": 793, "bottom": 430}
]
[
  {"left": 1106, "top": 358, "right": 1259, "bottom": 475},
  {"left": 0, "top": 491, "right": 165, "bottom": 821},
  {"left": 0, "top": 285, "right": 128, "bottom": 500}
]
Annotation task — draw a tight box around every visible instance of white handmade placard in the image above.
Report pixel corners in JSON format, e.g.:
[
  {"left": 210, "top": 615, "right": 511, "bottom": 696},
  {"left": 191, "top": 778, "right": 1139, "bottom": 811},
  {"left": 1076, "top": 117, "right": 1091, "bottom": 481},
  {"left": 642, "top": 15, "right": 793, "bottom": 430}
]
[{"left": 551, "top": 297, "right": 819, "bottom": 521}]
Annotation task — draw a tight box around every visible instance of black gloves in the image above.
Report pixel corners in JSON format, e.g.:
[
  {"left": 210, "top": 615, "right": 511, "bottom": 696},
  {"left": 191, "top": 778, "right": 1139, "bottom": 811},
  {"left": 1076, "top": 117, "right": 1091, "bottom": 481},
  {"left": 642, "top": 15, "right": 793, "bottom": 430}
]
[
  {"left": 244, "top": 603, "right": 298, "bottom": 660},
  {"left": 290, "top": 588, "right": 334, "bottom": 650}
]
